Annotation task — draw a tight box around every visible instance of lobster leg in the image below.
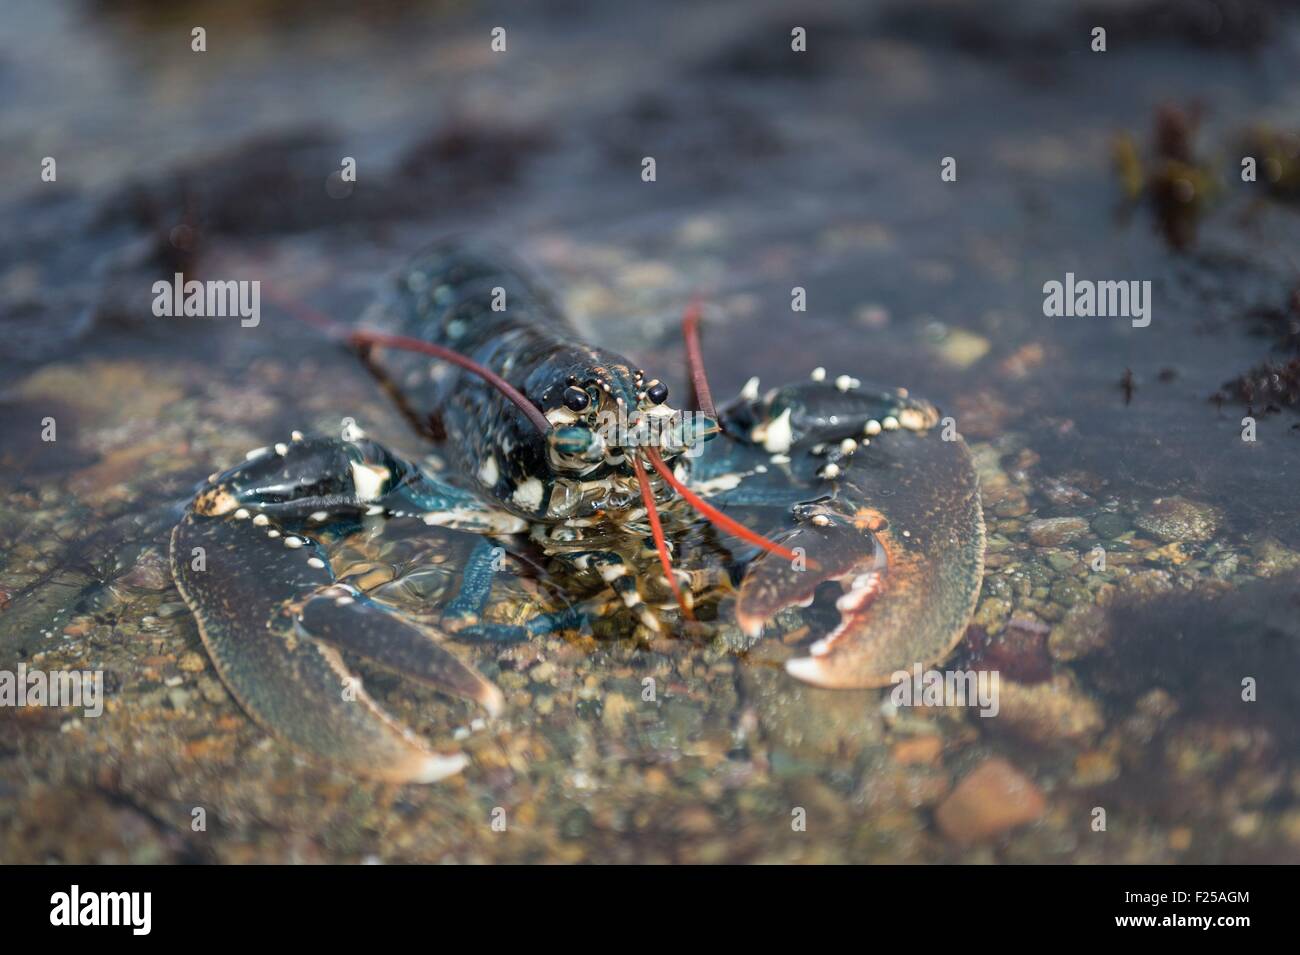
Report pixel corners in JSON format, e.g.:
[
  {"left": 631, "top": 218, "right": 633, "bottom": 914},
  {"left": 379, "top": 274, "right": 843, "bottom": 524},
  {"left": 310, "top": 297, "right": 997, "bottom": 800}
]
[
  {"left": 573, "top": 551, "right": 669, "bottom": 633},
  {"left": 172, "top": 435, "right": 513, "bottom": 782},
  {"left": 454, "top": 604, "right": 594, "bottom": 643},
  {"left": 442, "top": 538, "right": 507, "bottom": 626}
]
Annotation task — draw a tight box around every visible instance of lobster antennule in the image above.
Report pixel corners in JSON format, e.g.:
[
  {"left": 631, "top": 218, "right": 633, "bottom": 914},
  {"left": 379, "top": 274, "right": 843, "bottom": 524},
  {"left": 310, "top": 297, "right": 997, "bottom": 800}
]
[
  {"left": 631, "top": 455, "right": 694, "bottom": 620},
  {"left": 682, "top": 299, "right": 718, "bottom": 421},
  {"left": 272, "top": 293, "right": 553, "bottom": 436},
  {"left": 347, "top": 329, "right": 553, "bottom": 436},
  {"left": 644, "top": 447, "right": 801, "bottom": 563}
]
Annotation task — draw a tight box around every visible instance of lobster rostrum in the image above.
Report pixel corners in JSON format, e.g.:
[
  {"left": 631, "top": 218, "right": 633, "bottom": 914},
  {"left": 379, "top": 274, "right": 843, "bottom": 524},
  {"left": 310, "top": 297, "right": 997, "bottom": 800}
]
[{"left": 170, "top": 242, "right": 985, "bottom": 782}]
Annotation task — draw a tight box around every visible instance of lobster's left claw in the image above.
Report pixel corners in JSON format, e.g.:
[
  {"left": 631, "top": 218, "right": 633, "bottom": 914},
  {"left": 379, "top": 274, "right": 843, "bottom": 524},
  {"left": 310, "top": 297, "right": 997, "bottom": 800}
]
[{"left": 738, "top": 430, "right": 985, "bottom": 689}]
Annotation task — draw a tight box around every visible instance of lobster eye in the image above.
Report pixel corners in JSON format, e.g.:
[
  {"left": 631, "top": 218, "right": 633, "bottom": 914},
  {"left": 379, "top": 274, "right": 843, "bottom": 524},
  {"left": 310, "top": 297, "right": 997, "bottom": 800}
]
[
  {"left": 562, "top": 386, "right": 590, "bottom": 412},
  {"left": 645, "top": 380, "right": 669, "bottom": 405}
]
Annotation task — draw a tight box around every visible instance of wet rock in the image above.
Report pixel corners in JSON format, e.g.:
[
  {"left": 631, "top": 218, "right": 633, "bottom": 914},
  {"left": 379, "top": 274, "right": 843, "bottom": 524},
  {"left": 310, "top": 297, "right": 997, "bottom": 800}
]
[
  {"left": 857, "top": 760, "right": 950, "bottom": 812},
  {"left": 1041, "top": 479, "right": 1093, "bottom": 508},
  {"left": 1122, "top": 688, "right": 1180, "bottom": 745},
  {"left": 752, "top": 670, "right": 882, "bottom": 759},
  {"left": 1049, "top": 576, "right": 1091, "bottom": 608},
  {"left": 1028, "top": 517, "right": 1090, "bottom": 547},
  {"left": 992, "top": 674, "right": 1104, "bottom": 744},
  {"left": 971, "top": 596, "right": 1013, "bottom": 635},
  {"left": 1120, "top": 568, "right": 1177, "bottom": 598},
  {"left": 971, "top": 445, "right": 1031, "bottom": 517},
  {"left": 1091, "top": 511, "right": 1131, "bottom": 540},
  {"left": 1251, "top": 537, "right": 1300, "bottom": 577},
  {"left": 963, "top": 618, "right": 1052, "bottom": 684},
  {"left": 1072, "top": 749, "right": 1120, "bottom": 786},
  {"left": 1211, "top": 553, "right": 1239, "bottom": 579},
  {"left": 601, "top": 692, "right": 634, "bottom": 731},
  {"left": 930, "top": 326, "right": 990, "bottom": 369},
  {"left": 0, "top": 786, "right": 206, "bottom": 863},
  {"left": 1073, "top": 574, "right": 1300, "bottom": 753},
  {"left": 994, "top": 497, "right": 1031, "bottom": 518},
  {"left": 1048, "top": 605, "right": 1109, "bottom": 661},
  {"left": 1134, "top": 496, "right": 1221, "bottom": 543},
  {"left": 529, "top": 661, "right": 557, "bottom": 684},
  {"left": 1045, "top": 551, "right": 1078, "bottom": 573},
  {"left": 118, "top": 551, "right": 171, "bottom": 591},
  {"left": 935, "top": 757, "right": 1046, "bottom": 845},
  {"left": 891, "top": 735, "right": 943, "bottom": 766}
]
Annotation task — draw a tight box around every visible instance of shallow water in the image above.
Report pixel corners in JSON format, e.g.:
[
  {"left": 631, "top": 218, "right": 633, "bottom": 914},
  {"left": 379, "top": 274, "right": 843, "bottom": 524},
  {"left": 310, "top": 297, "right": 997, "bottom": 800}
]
[{"left": 2, "top": 0, "right": 1299, "bottom": 862}]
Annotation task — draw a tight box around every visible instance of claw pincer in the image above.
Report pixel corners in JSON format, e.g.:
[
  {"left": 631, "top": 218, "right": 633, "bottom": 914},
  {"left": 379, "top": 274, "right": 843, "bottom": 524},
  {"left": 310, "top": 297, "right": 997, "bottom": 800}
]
[
  {"left": 172, "top": 437, "right": 502, "bottom": 783},
  {"left": 722, "top": 378, "right": 985, "bottom": 689}
]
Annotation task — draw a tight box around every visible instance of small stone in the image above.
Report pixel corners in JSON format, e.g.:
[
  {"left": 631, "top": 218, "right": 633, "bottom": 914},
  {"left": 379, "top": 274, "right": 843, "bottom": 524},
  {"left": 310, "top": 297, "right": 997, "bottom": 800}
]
[
  {"left": 1041, "top": 479, "right": 1093, "bottom": 508},
  {"left": 529, "top": 661, "right": 557, "bottom": 684},
  {"left": 1046, "top": 551, "right": 1077, "bottom": 573},
  {"left": 178, "top": 652, "right": 206, "bottom": 673},
  {"left": 993, "top": 674, "right": 1104, "bottom": 744},
  {"left": 993, "top": 497, "right": 1030, "bottom": 518},
  {"left": 673, "top": 807, "right": 716, "bottom": 835},
  {"left": 1091, "top": 512, "right": 1130, "bottom": 540},
  {"left": 198, "top": 677, "right": 227, "bottom": 703},
  {"left": 1048, "top": 605, "right": 1109, "bottom": 661},
  {"left": 1073, "top": 749, "right": 1120, "bottom": 786},
  {"left": 1135, "top": 687, "right": 1179, "bottom": 722},
  {"left": 891, "top": 735, "right": 943, "bottom": 765},
  {"left": 118, "top": 552, "right": 171, "bottom": 591},
  {"left": 61, "top": 617, "right": 94, "bottom": 638},
  {"left": 932, "top": 328, "right": 990, "bottom": 369},
  {"left": 1049, "top": 576, "right": 1090, "bottom": 608},
  {"left": 601, "top": 692, "right": 633, "bottom": 730},
  {"left": 1280, "top": 811, "right": 1300, "bottom": 847},
  {"left": 1251, "top": 537, "right": 1300, "bottom": 577},
  {"left": 972, "top": 596, "right": 1013, "bottom": 634},
  {"left": 1229, "top": 813, "right": 1260, "bottom": 838},
  {"left": 935, "top": 757, "right": 1046, "bottom": 844},
  {"left": 1211, "top": 554, "right": 1239, "bottom": 579},
  {"left": 965, "top": 617, "right": 1052, "bottom": 683},
  {"left": 1027, "top": 517, "right": 1090, "bottom": 547},
  {"left": 1134, "top": 496, "right": 1220, "bottom": 543}
]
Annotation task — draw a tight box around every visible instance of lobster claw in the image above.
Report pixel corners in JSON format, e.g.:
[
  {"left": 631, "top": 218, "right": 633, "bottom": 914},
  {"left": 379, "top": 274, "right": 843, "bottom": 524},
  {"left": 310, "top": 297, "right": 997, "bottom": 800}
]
[
  {"left": 735, "top": 500, "right": 883, "bottom": 635},
  {"left": 737, "top": 430, "right": 985, "bottom": 689}
]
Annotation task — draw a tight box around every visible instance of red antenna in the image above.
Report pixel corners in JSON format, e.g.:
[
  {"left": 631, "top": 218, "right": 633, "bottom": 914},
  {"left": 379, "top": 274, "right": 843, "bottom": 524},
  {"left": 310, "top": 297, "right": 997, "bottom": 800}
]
[{"left": 272, "top": 292, "right": 552, "bottom": 435}]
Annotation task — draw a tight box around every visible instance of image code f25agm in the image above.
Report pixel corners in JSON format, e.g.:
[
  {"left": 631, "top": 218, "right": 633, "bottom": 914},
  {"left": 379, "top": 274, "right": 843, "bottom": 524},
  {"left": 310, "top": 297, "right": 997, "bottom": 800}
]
[{"left": 0, "top": 0, "right": 1292, "bottom": 926}]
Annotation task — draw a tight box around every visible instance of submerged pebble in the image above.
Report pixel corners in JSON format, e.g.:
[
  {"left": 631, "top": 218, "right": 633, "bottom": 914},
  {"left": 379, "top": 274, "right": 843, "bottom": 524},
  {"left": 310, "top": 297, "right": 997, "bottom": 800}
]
[
  {"left": 992, "top": 675, "right": 1104, "bottom": 744},
  {"left": 1027, "top": 517, "right": 1090, "bottom": 547},
  {"left": 935, "top": 757, "right": 1046, "bottom": 845},
  {"left": 1134, "top": 496, "right": 1221, "bottom": 543}
]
